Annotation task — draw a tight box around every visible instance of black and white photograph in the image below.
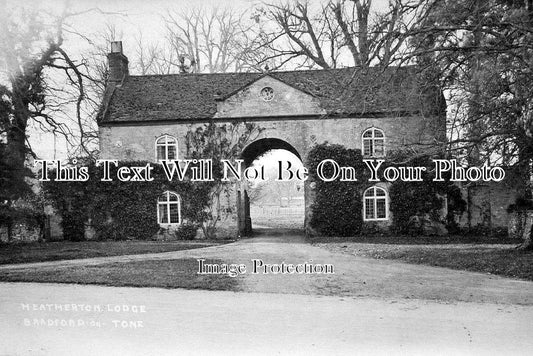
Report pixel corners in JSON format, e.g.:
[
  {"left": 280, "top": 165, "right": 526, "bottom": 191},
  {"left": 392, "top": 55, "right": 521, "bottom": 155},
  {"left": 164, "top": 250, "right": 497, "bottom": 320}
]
[{"left": 1, "top": 0, "right": 533, "bottom": 354}]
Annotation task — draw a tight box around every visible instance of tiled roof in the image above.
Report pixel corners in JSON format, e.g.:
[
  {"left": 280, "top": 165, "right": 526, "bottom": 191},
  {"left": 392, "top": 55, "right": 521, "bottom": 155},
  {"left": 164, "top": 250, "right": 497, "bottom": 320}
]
[{"left": 98, "top": 66, "right": 443, "bottom": 124}]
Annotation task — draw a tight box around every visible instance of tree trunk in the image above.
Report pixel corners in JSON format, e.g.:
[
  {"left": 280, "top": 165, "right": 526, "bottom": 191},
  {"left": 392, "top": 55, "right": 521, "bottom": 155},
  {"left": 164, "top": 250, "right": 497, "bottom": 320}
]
[
  {"left": 4, "top": 105, "right": 29, "bottom": 200},
  {"left": 518, "top": 211, "right": 533, "bottom": 250},
  {"left": 6, "top": 124, "right": 26, "bottom": 167}
]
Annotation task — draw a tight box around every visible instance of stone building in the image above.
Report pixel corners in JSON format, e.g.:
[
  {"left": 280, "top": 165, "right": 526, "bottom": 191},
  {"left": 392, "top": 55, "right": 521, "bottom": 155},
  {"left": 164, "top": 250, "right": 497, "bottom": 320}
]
[{"left": 97, "top": 41, "right": 450, "bottom": 237}]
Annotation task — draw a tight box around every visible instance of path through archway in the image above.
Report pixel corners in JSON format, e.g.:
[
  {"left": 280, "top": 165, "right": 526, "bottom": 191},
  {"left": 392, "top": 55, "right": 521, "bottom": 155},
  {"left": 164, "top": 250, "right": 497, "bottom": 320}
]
[{"left": 239, "top": 138, "right": 305, "bottom": 236}]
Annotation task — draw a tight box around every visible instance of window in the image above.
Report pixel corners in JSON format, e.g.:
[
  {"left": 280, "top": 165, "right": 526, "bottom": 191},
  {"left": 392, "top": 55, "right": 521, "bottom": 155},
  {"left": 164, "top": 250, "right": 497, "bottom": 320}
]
[
  {"left": 155, "top": 135, "right": 177, "bottom": 161},
  {"left": 157, "top": 191, "right": 181, "bottom": 225},
  {"left": 362, "top": 128, "right": 385, "bottom": 157},
  {"left": 363, "top": 186, "right": 388, "bottom": 221},
  {"left": 260, "top": 87, "right": 274, "bottom": 101}
]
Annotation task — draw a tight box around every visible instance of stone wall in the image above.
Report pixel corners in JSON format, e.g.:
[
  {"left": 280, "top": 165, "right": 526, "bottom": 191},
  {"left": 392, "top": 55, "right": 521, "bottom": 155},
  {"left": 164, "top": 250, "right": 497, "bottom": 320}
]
[
  {"left": 457, "top": 181, "right": 520, "bottom": 230},
  {"left": 99, "top": 115, "right": 437, "bottom": 163},
  {"left": 0, "top": 218, "right": 41, "bottom": 243}
]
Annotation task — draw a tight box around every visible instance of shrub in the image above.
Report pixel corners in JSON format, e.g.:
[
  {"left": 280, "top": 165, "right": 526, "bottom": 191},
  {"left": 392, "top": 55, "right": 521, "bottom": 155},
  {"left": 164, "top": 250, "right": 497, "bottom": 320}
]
[
  {"left": 507, "top": 197, "right": 533, "bottom": 213},
  {"left": 0, "top": 205, "right": 45, "bottom": 241},
  {"left": 61, "top": 212, "right": 86, "bottom": 241},
  {"left": 175, "top": 223, "right": 198, "bottom": 240},
  {"left": 388, "top": 154, "right": 466, "bottom": 235}
]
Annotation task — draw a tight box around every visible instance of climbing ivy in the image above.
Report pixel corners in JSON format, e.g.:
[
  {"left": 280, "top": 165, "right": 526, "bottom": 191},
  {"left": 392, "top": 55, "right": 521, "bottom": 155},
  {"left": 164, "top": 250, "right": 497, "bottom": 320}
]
[
  {"left": 306, "top": 144, "right": 466, "bottom": 237},
  {"left": 307, "top": 143, "right": 370, "bottom": 236},
  {"left": 43, "top": 162, "right": 211, "bottom": 241},
  {"left": 387, "top": 154, "right": 466, "bottom": 235}
]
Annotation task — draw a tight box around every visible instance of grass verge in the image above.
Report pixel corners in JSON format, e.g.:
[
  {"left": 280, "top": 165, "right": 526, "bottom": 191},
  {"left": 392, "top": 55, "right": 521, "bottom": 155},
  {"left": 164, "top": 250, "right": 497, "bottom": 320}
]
[
  {"left": 316, "top": 242, "right": 533, "bottom": 281},
  {"left": 0, "top": 240, "right": 232, "bottom": 265},
  {"left": 0, "top": 258, "right": 239, "bottom": 291},
  {"left": 309, "top": 234, "right": 521, "bottom": 245}
]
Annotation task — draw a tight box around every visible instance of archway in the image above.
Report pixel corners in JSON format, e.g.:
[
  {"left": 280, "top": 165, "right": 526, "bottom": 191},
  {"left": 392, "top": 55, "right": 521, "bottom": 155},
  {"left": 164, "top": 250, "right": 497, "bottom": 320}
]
[{"left": 238, "top": 138, "right": 305, "bottom": 236}]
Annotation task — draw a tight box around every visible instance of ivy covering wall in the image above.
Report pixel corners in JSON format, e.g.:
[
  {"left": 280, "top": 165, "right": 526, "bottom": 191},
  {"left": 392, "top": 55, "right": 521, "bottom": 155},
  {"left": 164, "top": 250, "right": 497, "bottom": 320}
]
[
  {"left": 387, "top": 155, "right": 466, "bottom": 235},
  {"left": 306, "top": 144, "right": 466, "bottom": 237},
  {"left": 307, "top": 144, "right": 370, "bottom": 236},
  {"left": 43, "top": 161, "right": 211, "bottom": 241}
]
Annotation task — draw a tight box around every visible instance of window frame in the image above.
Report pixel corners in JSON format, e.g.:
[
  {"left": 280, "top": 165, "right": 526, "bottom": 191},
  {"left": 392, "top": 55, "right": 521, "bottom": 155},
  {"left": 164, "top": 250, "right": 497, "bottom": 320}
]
[
  {"left": 361, "top": 127, "right": 386, "bottom": 158},
  {"left": 363, "top": 186, "right": 389, "bottom": 221},
  {"left": 155, "top": 134, "right": 178, "bottom": 162},
  {"left": 260, "top": 86, "right": 274, "bottom": 101},
  {"left": 157, "top": 191, "right": 182, "bottom": 226}
]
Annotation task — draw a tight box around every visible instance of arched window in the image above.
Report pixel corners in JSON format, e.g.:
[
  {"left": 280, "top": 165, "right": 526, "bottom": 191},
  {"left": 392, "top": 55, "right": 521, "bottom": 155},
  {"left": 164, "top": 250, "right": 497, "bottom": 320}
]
[
  {"left": 155, "top": 135, "right": 177, "bottom": 161},
  {"left": 363, "top": 186, "right": 388, "bottom": 221},
  {"left": 157, "top": 191, "right": 181, "bottom": 225},
  {"left": 362, "top": 128, "right": 385, "bottom": 157}
]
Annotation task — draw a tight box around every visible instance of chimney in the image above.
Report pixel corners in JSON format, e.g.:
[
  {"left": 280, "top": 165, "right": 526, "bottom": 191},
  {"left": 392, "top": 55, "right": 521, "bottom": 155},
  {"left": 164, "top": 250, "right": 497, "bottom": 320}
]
[{"left": 107, "top": 41, "right": 129, "bottom": 82}]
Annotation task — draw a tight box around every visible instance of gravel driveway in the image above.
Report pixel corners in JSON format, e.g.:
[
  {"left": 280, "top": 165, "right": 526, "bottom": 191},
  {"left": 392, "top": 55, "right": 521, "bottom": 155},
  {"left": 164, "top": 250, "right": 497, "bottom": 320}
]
[{"left": 2, "top": 228, "right": 533, "bottom": 305}]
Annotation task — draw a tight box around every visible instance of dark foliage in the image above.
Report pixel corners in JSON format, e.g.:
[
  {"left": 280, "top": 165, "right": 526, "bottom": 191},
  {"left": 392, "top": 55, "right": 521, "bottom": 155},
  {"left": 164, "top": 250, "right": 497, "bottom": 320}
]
[
  {"left": 0, "top": 142, "right": 33, "bottom": 204},
  {"left": 0, "top": 205, "right": 44, "bottom": 232},
  {"left": 507, "top": 197, "right": 533, "bottom": 213},
  {"left": 307, "top": 143, "right": 370, "bottom": 236},
  {"left": 388, "top": 155, "right": 466, "bottom": 235},
  {"left": 175, "top": 223, "right": 199, "bottom": 240},
  {"left": 43, "top": 161, "right": 211, "bottom": 241}
]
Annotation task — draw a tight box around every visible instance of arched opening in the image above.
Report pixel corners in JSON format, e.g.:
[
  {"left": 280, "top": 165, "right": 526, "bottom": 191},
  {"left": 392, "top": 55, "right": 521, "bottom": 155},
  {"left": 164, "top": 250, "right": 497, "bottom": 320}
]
[
  {"left": 239, "top": 138, "right": 305, "bottom": 236},
  {"left": 241, "top": 138, "right": 301, "bottom": 166}
]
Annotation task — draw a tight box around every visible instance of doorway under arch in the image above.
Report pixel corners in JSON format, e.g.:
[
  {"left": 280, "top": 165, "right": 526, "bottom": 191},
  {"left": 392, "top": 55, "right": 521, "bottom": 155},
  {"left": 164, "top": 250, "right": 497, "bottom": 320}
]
[{"left": 239, "top": 138, "right": 305, "bottom": 236}]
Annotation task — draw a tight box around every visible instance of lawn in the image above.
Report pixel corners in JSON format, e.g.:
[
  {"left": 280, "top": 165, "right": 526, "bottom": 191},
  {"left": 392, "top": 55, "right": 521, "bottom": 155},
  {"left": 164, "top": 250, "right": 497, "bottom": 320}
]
[
  {"left": 251, "top": 215, "right": 304, "bottom": 230},
  {"left": 308, "top": 234, "right": 521, "bottom": 245},
  {"left": 316, "top": 242, "right": 533, "bottom": 281},
  {"left": 0, "top": 258, "right": 240, "bottom": 291},
  {"left": 0, "top": 240, "right": 232, "bottom": 265}
]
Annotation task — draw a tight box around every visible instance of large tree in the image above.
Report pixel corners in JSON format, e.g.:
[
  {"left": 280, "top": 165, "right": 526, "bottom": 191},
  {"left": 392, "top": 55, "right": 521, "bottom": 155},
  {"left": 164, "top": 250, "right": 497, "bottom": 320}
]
[
  {"left": 163, "top": 7, "right": 257, "bottom": 73},
  {"left": 407, "top": 0, "right": 533, "bottom": 246},
  {"left": 0, "top": 1, "right": 106, "bottom": 203},
  {"left": 249, "top": 0, "right": 427, "bottom": 69},
  {"left": 124, "top": 6, "right": 257, "bottom": 75}
]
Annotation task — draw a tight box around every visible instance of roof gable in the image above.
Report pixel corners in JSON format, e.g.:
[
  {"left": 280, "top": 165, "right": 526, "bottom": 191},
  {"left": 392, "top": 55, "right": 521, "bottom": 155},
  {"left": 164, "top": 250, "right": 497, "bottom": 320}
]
[{"left": 214, "top": 75, "right": 326, "bottom": 118}]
